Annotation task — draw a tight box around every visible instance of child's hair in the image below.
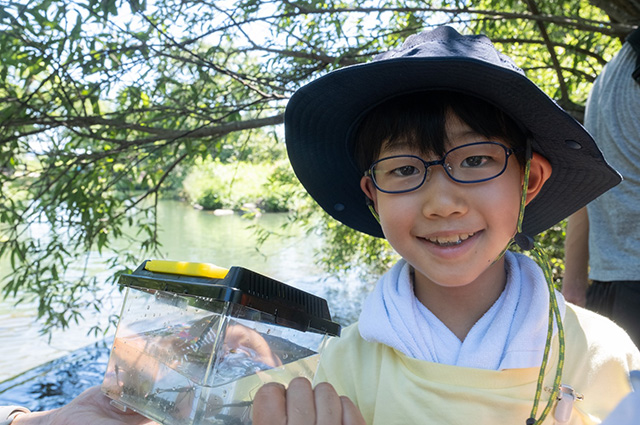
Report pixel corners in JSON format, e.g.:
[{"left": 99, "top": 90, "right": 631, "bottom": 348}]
[{"left": 353, "top": 91, "right": 528, "bottom": 172}]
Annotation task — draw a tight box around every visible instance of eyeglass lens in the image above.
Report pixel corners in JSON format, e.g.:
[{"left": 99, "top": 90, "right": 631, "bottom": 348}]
[{"left": 370, "top": 142, "right": 510, "bottom": 193}]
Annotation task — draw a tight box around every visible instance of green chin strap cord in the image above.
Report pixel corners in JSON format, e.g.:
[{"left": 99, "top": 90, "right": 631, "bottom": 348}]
[
  {"left": 367, "top": 198, "right": 380, "bottom": 223},
  {"left": 515, "top": 146, "right": 566, "bottom": 425}
]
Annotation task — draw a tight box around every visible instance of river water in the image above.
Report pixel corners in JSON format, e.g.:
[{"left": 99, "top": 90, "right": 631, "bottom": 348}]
[{"left": 0, "top": 200, "right": 372, "bottom": 384}]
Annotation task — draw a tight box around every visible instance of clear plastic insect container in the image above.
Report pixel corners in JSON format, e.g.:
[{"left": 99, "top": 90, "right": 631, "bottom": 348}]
[{"left": 102, "top": 260, "right": 340, "bottom": 425}]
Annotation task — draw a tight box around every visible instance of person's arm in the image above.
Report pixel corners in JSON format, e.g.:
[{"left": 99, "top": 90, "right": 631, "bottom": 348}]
[
  {"left": 11, "top": 386, "right": 156, "bottom": 425},
  {"left": 253, "top": 377, "right": 365, "bottom": 425},
  {"left": 563, "top": 207, "right": 590, "bottom": 306}
]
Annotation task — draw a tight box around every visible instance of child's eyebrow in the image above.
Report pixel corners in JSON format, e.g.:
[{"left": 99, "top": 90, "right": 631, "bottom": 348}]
[
  {"left": 379, "top": 142, "right": 422, "bottom": 155},
  {"left": 381, "top": 139, "right": 410, "bottom": 149},
  {"left": 444, "top": 126, "right": 489, "bottom": 141},
  {"left": 380, "top": 135, "right": 426, "bottom": 149}
]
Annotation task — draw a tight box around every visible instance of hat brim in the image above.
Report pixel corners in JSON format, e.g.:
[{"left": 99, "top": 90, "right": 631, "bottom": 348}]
[{"left": 285, "top": 57, "right": 621, "bottom": 238}]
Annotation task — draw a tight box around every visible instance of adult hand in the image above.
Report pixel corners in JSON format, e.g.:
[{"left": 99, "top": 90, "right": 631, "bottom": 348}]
[
  {"left": 253, "top": 377, "right": 365, "bottom": 425},
  {"left": 563, "top": 207, "right": 590, "bottom": 307},
  {"left": 562, "top": 280, "right": 588, "bottom": 307},
  {"left": 13, "top": 386, "right": 157, "bottom": 425}
]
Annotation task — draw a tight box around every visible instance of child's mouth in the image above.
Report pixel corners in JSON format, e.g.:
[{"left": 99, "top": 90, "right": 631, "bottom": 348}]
[{"left": 425, "top": 232, "right": 476, "bottom": 247}]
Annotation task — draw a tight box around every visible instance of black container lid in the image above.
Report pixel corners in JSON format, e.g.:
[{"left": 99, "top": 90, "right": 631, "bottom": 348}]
[{"left": 118, "top": 260, "right": 341, "bottom": 336}]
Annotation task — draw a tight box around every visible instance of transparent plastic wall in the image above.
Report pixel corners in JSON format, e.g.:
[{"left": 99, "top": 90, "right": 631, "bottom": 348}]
[{"left": 102, "top": 287, "right": 329, "bottom": 425}]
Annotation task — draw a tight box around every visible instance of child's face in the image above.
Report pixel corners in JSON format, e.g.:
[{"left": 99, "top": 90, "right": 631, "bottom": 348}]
[{"left": 361, "top": 113, "right": 524, "bottom": 290}]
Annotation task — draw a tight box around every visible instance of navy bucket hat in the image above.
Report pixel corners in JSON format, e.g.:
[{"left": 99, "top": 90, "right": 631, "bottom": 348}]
[{"left": 285, "top": 26, "right": 621, "bottom": 238}]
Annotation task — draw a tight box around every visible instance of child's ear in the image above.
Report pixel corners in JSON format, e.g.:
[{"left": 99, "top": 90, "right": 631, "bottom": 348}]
[
  {"left": 360, "top": 176, "right": 378, "bottom": 209},
  {"left": 525, "top": 152, "right": 552, "bottom": 205}
]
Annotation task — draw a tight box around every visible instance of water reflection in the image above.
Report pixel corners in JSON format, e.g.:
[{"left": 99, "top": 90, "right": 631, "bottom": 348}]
[{"left": 155, "top": 200, "right": 324, "bottom": 280}]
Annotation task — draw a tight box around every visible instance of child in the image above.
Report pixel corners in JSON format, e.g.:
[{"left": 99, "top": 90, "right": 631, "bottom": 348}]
[{"left": 253, "top": 26, "right": 640, "bottom": 425}]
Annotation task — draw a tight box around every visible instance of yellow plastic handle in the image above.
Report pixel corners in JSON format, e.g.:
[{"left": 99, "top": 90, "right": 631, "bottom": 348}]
[{"left": 145, "top": 260, "right": 229, "bottom": 279}]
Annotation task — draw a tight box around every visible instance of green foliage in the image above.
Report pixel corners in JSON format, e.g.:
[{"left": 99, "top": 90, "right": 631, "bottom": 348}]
[
  {"left": 182, "top": 159, "right": 269, "bottom": 210},
  {"left": 0, "top": 0, "right": 637, "bottom": 333},
  {"left": 532, "top": 222, "right": 568, "bottom": 288},
  {"left": 260, "top": 162, "right": 306, "bottom": 213},
  {"left": 197, "top": 187, "right": 227, "bottom": 211},
  {"left": 181, "top": 152, "right": 302, "bottom": 213}
]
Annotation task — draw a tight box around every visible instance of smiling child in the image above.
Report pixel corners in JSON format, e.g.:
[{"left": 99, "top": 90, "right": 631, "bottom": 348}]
[{"left": 253, "top": 26, "right": 640, "bottom": 425}]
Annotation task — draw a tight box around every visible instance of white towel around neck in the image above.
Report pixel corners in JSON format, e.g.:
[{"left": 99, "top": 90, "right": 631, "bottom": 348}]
[{"left": 358, "top": 251, "right": 566, "bottom": 370}]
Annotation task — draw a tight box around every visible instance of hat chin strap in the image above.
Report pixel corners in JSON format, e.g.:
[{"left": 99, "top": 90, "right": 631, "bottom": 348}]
[
  {"left": 509, "top": 144, "right": 566, "bottom": 425},
  {"left": 514, "top": 142, "right": 534, "bottom": 250},
  {"left": 366, "top": 197, "right": 381, "bottom": 223}
]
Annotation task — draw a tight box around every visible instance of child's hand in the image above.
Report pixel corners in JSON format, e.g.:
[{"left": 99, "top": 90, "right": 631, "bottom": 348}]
[{"left": 253, "top": 377, "right": 365, "bottom": 425}]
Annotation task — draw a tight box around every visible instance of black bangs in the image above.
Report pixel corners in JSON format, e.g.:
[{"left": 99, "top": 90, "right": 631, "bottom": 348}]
[
  {"left": 448, "top": 93, "right": 528, "bottom": 164},
  {"left": 353, "top": 91, "right": 528, "bottom": 172}
]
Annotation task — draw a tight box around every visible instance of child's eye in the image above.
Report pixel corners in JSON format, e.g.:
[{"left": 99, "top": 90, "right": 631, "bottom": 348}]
[
  {"left": 460, "top": 155, "right": 492, "bottom": 168},
  {"left": 390, "top": 165, "right": 421, "bottom": 177}
]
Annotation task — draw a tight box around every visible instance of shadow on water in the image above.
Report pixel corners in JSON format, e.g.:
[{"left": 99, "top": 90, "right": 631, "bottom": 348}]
[{"left": 0, "top": 339, "right": 112, "bottom": 410}]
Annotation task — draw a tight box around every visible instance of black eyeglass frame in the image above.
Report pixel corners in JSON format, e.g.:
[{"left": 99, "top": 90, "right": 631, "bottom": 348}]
[{"left": 365, "top": 141, "right": 515, "bottom": 194}]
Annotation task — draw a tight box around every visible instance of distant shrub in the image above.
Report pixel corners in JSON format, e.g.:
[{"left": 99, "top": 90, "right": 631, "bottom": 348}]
[
  {"left": 181, "top": 158, "right": 304, "bottom": 213},
  {"left": 198, "top": 187, "right": 226, "bottom": 210},
  {"left": 182, "top": 159, "right": 268, "bottom": 210}
]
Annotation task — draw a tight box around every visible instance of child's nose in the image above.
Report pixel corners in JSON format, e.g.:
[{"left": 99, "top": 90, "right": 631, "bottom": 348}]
[{"left": 419, "top": 165, "right": 468, "bottom": 218}]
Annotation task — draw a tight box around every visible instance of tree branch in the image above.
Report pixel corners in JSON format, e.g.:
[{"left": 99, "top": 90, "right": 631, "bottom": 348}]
[
  {"left": 523, "top": 0, "right": 571, "bottom": 104},
  {"left": 277, "top": 5, "right": 636, "bottom": 37},
  {"left": 2, "top": 113, "right": 285, "bottom": 148},
  {"left": 491, "top": 37, "right": 609, "bottom": 65}
]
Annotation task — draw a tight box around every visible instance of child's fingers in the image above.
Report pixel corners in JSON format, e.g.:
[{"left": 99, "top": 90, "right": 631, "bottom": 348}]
[
  {"left": 314, "top": 382, "right": 345, "bottom": 425},
  {"left": 254, "top": 379, "right": 364, "bottom": 425},
  {"left": 286, "top": 377, "right": 316, "bottom": 425},
  {"left": 340, "top": 396, "right": 366, "bottom": 425},
  {"left": 253, "top": 382, "right": 287, "bottom": 425}
]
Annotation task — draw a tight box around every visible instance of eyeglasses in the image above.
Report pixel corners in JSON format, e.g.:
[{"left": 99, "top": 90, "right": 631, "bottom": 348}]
[{"left": 366, "top": 141, "right": 515, "bottom": 193}]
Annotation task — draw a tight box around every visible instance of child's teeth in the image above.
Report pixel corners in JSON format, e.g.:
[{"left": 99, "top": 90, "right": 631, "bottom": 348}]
[{"left": 428, "top": 232, "right": 475, "bottom": 245}]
